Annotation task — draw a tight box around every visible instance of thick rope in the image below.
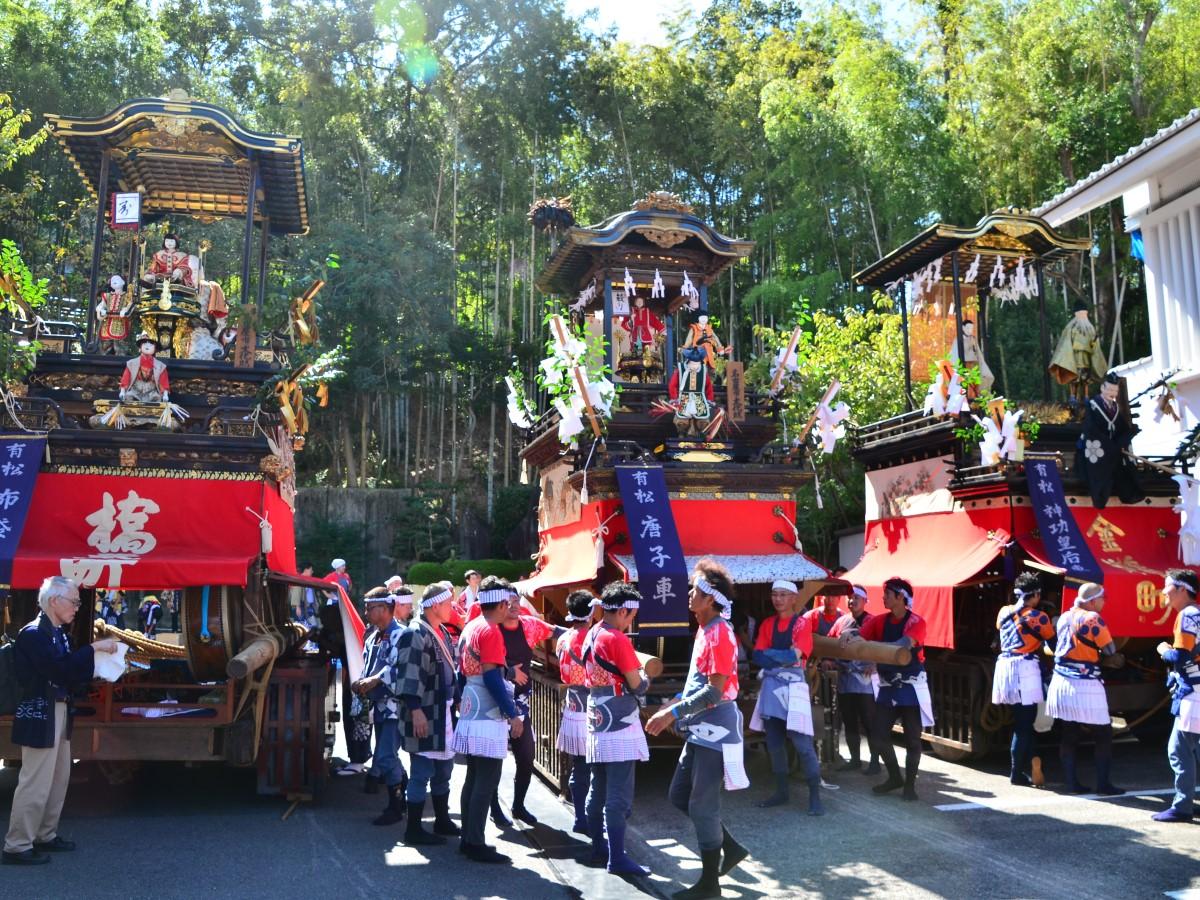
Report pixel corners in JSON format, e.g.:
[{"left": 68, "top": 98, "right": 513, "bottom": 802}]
[{"left": 94, "top": 620, "right": 187, "bottom": 659}]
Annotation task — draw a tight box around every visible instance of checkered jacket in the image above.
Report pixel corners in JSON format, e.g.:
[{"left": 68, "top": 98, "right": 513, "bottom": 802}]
[
  {"left": 396, "top": 619, "right": 458, "bottom": 754},
  {"left": 362, "top": 621, "right": 404, "bottom": 720}
]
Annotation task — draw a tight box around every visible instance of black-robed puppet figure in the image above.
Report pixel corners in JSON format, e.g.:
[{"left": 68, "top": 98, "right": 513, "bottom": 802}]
[{"left": 1075, "top": 371, "right": 1144, "bottom": 509}]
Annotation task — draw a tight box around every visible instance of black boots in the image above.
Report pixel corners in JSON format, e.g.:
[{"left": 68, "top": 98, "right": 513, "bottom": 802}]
[
  {"left": 1095, "top": 756, "right": 1124, "bottom": 796},
  {"left": 755, "top": 772, "right": 789, "bottom": 808},
  {"left": 373, "top": 784, "right": 406, "bottom": 826},
  {"left": 807, "top": 776, "right": 825, "bottom": 815},
  {"left": 873, "top": 759, "right": 904, "bottom": 794},
  {"left": 404, "top": 801, "right": 446, "bottom": 845},
  {"left": 490, "top": 796, "right": 512, "bottom": 828},
  {"left": 902, "top": 758, "right": 919, "bottom": 801},
  {"left": 674, "top": 847, "right": 723, "bottom": 899},
  {"left": 431, "top": 793, "right": 461, "bottom": 837},
  {"left": 718, "top": 826, "right": 748, "bottom": 876},
  {"left": 1060, "top": 752, "right": 1087, "bottom": 794}
]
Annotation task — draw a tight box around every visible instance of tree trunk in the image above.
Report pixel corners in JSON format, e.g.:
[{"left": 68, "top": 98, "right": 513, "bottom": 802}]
[
  {"left": 340, "top": 417, "right": 359, "bottom": 488},
  {"left": 450, "top": 371, "right": 459, "bottom": 518},
  {"left": 437, "top": 376, "right": 446, "bottom": 482},
  {"left": 487, "top": 399, "right": 496, "bottom": 522},
  {"left": 493, "top": 173, "right": 504, "bottom": 329},
  {"left": 359, "top": 394, "right": 370, "bottom": 487},
  {"left": 403, "top": 391, "right": 411, "bottom": 487}
]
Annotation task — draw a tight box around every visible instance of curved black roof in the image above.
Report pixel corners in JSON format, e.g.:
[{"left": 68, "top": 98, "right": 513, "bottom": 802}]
[{"left": 46, "top": 96, "right": 309, "bottom": 236}]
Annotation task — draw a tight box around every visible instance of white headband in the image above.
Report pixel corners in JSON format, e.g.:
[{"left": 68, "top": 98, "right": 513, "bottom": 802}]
[
  {"left": 392, "top": 593, "right": 414, "bottom": 605},
  {"left": 852, "top": 585, "right": 868, "bottom": 600},
  {"left": 596, "top": 596, "right": 640, "bottom": 611},
  {"left": 565, "top": 611, "right": 592, "bottom": 622},
  {"left": 1074, "top": 587, "right": 1104, "bottom": 606},
  {"left": 421, "top": 589, "right": 451, "bottom": 608},
  {"left": 1013, "top": 588, "right": 1035, "bottom": 600},
  {"left": 771, "top": 580, "right": 799, "bottom": 593},
  {"left": 1166, "top": 577, "right": 1197, "bottom": 595},
  {"left": 476, "top": 588, "right": 512, "bottom": 606},
  {"left": 696, "top": 575, "right": 732, "bottom": 620}
]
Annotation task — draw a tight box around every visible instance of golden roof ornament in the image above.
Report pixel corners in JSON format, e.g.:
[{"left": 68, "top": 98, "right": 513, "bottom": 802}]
[{"left": 633, "top": 191, "right": 694, "bottom": 215}]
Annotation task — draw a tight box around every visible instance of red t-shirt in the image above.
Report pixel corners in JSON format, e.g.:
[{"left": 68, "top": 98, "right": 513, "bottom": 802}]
[
  {"left": 458, "top": 615, "right": 506, "bottom": 677},
  {"left": 859, "top": 610, "right": 927, "bottom": 664},
  {"left": 584, "top": 623, "right": 640, "bottom": 694},
  {"left": 517, "top": 615, "right": 555, "bottom": 648},
  {"left": 753, "top": 613, "right": 813, "bottom": 662},
  {"left": 803, "top": 606, "right": 845, "bottom": 637},
  {"left": 691, "top": 619, "right": 739, "bottom": 700},
  {"left": 558, "top": 626, "right": 590, "bottom": 686}
]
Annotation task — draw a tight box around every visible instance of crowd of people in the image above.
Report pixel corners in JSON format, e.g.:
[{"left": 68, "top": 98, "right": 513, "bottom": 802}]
[{"left": 4, "top": 559, "right": 1198, "bottom": 889}]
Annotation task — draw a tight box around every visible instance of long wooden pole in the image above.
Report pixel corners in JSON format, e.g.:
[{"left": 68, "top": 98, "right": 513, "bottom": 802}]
[
  {"left": 811, "top": 633, "right": 910, "bottom": 666},
  {"left": 769, "top": 326, "right": 803, "bottom": 393},
  {"left": 796, "top": 379, "right": 840, "bottom": 445}
]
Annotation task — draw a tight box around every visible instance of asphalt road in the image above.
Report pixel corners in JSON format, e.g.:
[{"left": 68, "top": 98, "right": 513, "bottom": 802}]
[{"left": 1, "top": 733, "right": 1198, "bottom": 899}]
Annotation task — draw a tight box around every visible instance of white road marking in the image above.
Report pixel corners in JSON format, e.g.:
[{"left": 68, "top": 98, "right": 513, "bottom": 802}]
[{"left": 934, "top": 786, "right": 1186, "bottom": 812}]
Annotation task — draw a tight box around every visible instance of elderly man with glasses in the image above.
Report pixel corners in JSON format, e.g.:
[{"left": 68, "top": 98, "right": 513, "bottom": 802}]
[{"left": 4, "top": 576, "right": 118, "bottom": 865}]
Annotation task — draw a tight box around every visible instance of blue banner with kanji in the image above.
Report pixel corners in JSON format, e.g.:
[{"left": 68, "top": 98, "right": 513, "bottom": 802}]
[
  {"left": 615, "top": 465, "right": 689, "bottom": 635},
  {"left": 1027, "top": 457, "right": 1103, "bottom": 582},
  {"left": 0, "top": 434, "right": 47, "bottom": 589}
]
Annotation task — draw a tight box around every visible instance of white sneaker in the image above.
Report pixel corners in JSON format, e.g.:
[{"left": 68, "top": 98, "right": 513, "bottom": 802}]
[{"left": 336, "top": 763, "right": 365, "bottom": 776}]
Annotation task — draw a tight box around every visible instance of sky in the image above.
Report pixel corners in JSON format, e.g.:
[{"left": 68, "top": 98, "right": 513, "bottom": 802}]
[{"left": 563, "top": 0, "right": 710, "bottom": 46}]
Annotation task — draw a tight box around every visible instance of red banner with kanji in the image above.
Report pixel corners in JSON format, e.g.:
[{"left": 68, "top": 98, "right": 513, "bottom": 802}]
[{"left": 10, "top": 472, "right": 295, "bottom": 590}]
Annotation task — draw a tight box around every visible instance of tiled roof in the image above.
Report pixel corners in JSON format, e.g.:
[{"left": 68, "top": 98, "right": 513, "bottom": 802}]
[{"left": 1034, "top": 108, "right": 1200, "bottom": 218}]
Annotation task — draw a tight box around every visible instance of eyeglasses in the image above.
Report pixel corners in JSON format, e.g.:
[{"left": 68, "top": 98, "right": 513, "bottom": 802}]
[{"left": 57, "top": 596, "right": 82, "bottom": 609}]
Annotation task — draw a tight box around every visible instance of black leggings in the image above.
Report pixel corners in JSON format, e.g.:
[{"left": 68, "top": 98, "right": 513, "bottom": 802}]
[
  {"left": 510, "top": 716, "right": 536, "bottom": 809},
  {"left": 1010, "top": 703, "right": 1038, "bottom": 775},
  {"left": 840, "top": 692, "right": 880, "bottom": 763},
  {"left": 872, "top": 704, "right": 923, "bottom": 780},
  {"left": 462, "top": 755, "right": 504, "bottom": 847},
  {"left": 1061, "top": 722, "right": 1113, "bottom": 765},
  {"left": 492, "top": 717, "right": 536, "bottom": 812}
]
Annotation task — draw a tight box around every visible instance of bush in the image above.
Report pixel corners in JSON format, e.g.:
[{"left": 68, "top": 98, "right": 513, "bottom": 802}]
[
  {"left": 406, "top": 558, "right": 533, "bottom": 586},
  {"left": 405, "top": 562, "right": 450, "bottom": 585}
]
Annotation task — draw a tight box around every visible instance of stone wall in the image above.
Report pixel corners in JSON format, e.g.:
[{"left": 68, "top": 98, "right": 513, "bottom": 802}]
[{"left": 295, "top": 487, "right": 411, "bottom": 588}]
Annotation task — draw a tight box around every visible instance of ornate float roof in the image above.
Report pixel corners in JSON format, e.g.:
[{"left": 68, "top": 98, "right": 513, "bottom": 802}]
[
  {"left": 45, "top": 94, "right": 309, "bottom": 235},
  {"left": 537, "top": 192, "right": 754, "bottom": 294},
  {"left": 853, "top": 208, "right": 1091, "bottom": 289}
]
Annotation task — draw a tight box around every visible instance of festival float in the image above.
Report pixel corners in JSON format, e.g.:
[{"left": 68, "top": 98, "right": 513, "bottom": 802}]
[
  {"left": 513, "top": 193, "right": 875, "bottom": 786},
  {"left": 845, "top": 208, "right": 1187, "bottom": 759},
  {"left": 0, "top": 95, "right": 347, "bottom": 797}
]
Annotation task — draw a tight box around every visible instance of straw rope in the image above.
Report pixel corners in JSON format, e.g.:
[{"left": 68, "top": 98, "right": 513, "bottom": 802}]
[{"left": 94, "top": 620, "right": 187, "bottom": 659}]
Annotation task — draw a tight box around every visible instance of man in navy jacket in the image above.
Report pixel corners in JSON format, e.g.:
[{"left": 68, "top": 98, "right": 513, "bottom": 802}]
[{"left": 3, "top": 576, "right": 117, "bottom": 865}]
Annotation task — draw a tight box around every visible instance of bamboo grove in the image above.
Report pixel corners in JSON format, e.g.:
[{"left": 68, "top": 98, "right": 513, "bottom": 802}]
[{"left": 2, "top": 0, "right": 1200, "bottom": 559}]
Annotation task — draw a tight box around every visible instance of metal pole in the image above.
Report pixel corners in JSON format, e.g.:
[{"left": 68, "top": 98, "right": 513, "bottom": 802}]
[
  {"left": 1036, "top": 260, "right": 1051, "bottom": 401},
  {"left": 951, "top": 252, "right": 966, "bottom": 369},
  {"left": 240, "top": 158, "right": 258, "bottom": 308},
  {"left": 85, "top": 150, "right": 112, "bottom": 349},
  {"left": 897, "top": 284, "right": 913, "bottom": 411}
]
